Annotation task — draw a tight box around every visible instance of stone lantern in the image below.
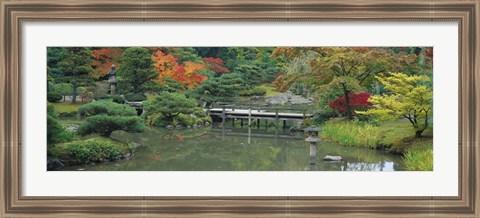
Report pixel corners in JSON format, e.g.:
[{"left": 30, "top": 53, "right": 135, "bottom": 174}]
[
  {"left": 108, "top": 64, "right": 117, "bottom": 95},
  {"left": 304, "top": 126, "right": 322, "bottom": 165}
]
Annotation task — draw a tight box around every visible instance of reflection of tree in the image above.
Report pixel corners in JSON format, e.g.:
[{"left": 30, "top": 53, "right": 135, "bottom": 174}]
[{"left": 233, "top": 145, "right": 281, "bottom": 170}]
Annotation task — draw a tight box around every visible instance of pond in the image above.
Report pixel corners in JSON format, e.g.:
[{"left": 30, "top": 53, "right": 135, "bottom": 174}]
[{"left": 63, "top": 123, "right": 405, "bottom": 171}]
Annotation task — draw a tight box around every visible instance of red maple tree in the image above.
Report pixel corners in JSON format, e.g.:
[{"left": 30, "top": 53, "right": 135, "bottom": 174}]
[
  {"left": 202, "top": 57, "right": 230, "bottom": 73},
  {"left": 328, "top": 92, "right": 373, "bottom": 115}
]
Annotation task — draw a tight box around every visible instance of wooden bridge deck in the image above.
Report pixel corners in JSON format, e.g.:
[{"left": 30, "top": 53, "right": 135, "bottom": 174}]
[{"left": 206, "top": 108, "right": 313, "bottom": 121}]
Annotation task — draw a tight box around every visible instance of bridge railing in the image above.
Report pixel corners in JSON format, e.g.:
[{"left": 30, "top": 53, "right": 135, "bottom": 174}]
[
  {"left": 208, "top": 102, "right": 315, "bottom": 128},
  {"left": 211, "top": 102, "right": 313, "bottom": 113}
]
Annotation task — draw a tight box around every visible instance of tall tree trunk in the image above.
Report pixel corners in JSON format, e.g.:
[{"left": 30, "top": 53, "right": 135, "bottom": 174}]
[
  {"left": 415, "top": 130, "right": 424, "bottom": 138},
  {"left": 341, "top": 83, "right": 352, "bottom": 120},
  {"left": 72, "top": 84, "right": 78, "bottom": 103}
]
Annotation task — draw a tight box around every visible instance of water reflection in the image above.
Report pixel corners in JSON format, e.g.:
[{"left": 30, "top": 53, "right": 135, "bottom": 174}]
[{"left": 62, "top": 125, "right": 403, "bottom": 171}]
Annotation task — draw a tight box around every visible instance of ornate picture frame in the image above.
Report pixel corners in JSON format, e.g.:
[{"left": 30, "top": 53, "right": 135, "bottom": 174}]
[{"left": 1, "top": 0, "right": 478, "bottom": 216}]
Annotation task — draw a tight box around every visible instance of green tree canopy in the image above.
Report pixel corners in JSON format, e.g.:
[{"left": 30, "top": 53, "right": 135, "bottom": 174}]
[
  {"left": 357, "top": 72, "right": 433, "bottom": 138},
  {"left": 77, "top": 101, "right": 145, "bottom": 136},
  {"left": 143, "top": 92, "right": 196, "bottom": 122},
  {"left": 117, "top": 47, "right": 158, "bottom": 94},
  {"left": 78, "top": 100, "right": 138, "bottom": 116},
  {"left": 233, "top": 63, "right": 263, "bottom": 87},
  {"left": 188, "top": 73, "right": 245, "bottom": 107},
  {"left": 274, "top": 47, "right": 421, "bottom": 119},
  {"left": 52, "top": 48, "right": 94, "bottom": 103}
]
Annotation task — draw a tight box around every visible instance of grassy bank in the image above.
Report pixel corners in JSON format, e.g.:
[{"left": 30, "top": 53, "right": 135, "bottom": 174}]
[
  {"left": 321, "top": 121, "right": 380, "bottom": 149},
  {"left": 52, "top": 102, "right": 84, "bottom": 113},
  {"left": 320, "top": 119, "right": 433, "bottom": 170},
  {"left": 257, "top": 84, "right": 280, "bottom": 97}
]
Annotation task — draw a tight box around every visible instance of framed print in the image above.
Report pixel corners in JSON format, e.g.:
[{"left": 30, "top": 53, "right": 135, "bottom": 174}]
[{"left": 1, "top": 0, "right": 479, "bottom": 217}]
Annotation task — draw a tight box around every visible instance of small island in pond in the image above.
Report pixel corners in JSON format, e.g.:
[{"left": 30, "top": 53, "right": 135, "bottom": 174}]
[{"left": 47, "top": 47, "right": 433, "bottom": 171}]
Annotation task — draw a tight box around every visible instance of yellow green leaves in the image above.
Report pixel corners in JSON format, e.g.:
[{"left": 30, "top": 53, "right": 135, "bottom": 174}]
[{"left": 358, "top": 72, "right": 433, "bottom": 137}]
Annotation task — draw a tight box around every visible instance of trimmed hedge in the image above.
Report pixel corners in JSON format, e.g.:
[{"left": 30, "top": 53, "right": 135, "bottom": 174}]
[
  {"left": 58, "top": 111, "right": 78, "bottom": 118},
  {"left": 47, "top": 92, "right": 63, "bottom": 102},
  {"left": 77, "top": 114, "right": 145, "bottom": 136},
  {"left": 64, "top": 137, "right": 132, "bottom": 164},
  {"left": 77, "top": 101, "right": 145, "bottom": 136},
  {"left": 78, "top": 100, "right": 137, "bottom": 116},
  {"left": 111, "top": 95, "right": 125, "bottom": 104}
]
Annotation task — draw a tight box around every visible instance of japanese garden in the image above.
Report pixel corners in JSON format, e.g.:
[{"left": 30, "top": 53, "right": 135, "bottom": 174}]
[{"left": 46, "top": 47, "right": 433, "bottom": 171}]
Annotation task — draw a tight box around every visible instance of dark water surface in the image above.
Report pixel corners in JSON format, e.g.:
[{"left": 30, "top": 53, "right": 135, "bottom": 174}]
[{"left": 63, "top": 125, "right": 404, "bottom": 171}]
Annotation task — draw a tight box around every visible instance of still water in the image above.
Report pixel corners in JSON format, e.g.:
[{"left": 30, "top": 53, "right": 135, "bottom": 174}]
[{"left": 64, "top": 125, "right": 404, "bottom": 171}]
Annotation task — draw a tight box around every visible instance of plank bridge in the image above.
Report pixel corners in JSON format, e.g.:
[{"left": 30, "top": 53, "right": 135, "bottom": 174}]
[{"left": 206, "top": 103, "right": 314, "bottom": 128}]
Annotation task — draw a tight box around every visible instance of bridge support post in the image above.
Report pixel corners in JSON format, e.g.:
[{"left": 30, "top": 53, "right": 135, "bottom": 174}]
[
  {"left": 275, "top": 109, "right": 279, "bottom": 129},
  {"left": 248, "top": 107, "right": 252, "bottom": 127},
  {"left": 222, "top": 106, "right": 226, "bottom": 126},
  {"left": 265, "top": 119, "right": 268, "bottom": 130},
  {"left": 257, "top": 119, "right": 260, "bottom": 129}
]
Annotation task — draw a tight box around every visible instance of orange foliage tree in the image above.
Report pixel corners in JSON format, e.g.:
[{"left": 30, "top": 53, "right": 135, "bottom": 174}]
[
  {"left": 151, "top": 50, "right": 207, "bottom": 89},
  {"left": 91, "top": 48, "right": 123, "bottom": 78}
]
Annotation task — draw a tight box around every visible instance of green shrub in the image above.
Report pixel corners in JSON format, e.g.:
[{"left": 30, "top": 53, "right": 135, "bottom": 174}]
[
  {"left": 77, "top": 101, "right": 145, "bottom": 136},
  {"left": 193, "top": 108, "right": 207, "bottom": 118},
  {"left": 175, "top": 114, "right": 195, "bottom": 127},
  {"left": 124, "top": 93, "right": 147, "bottom": 102},
  {"left": 47, "top": 103, "right": 57, "bottom": 117},
  {"left": 77, "top": 114, "right": 145, "bottom": 136},
  {"left": 204, "top": 116, "right": 212, "bottom": 123},
  {"left": 78, "top": 100, "right": 137, "bottom": 116},
  {"left": 47, "top": 103, "right": 75, "bottom": 145},
  {"left": 150, "top": 114, "right": 171, "bottom": 127},
  {"left": 239, "top": 90, "right": 253, "bottom": 96},
  {"left": 143, "top": 92, "right": 195, "bottom": 122},
  {"left": 47, "top": 92, "right": 63, "bottom": 102},
  {"left": 58, "top": 111, "right": 77, "bottom": 118},
  {"left": 111, "top": 95, "right": 125, "bottom": 104},
  {"left": 301, "top": 118, "right": 314, "bottom": 128},
  {"left": 64, "top": 137, "right": 131, "bottom": 164},
  {"left": 402, "top": 148, "right": 433, "bottom": 171},
  {"left": 356, "top": 114, "right": 381, "bottom": 126},
  {"left": 252, "top": 87, "right": 266, "bottom": 96},
  {"left": 313, "top": 108, "right": 336, "bottom": 124},
  {"left": 321, "top": 121, "right": 381, "bottom": 149},
  {"left": 147, "top": 110, "right": 210, "bottom": 127},
  {"left": 48, "top": 115, "right": 76, "bottom": 144}
]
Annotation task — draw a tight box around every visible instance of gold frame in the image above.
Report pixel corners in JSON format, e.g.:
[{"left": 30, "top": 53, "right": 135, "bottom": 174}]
[{"left": 1, "top": 0, "right": 479, "bottom": 217}]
